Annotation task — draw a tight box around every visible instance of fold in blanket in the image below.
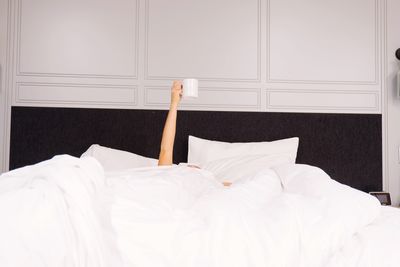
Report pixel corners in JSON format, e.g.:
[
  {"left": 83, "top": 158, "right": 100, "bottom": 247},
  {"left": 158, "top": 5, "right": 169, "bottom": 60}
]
[{"left": 0, "top": 155, "right": 122, "bottom": 267}]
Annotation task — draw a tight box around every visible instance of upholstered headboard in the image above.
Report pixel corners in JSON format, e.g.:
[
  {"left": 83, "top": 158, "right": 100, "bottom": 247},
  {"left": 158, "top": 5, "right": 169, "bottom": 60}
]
[{"left": 10, "top": 106, "right": 382, "bottom": 192}]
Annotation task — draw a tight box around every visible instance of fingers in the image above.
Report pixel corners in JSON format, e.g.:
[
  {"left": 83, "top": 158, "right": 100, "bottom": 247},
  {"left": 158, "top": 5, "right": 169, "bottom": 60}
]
[
  {"left": 222, "top": 181, "right": 232, "bottom": 187},
  {"left": 172, "top": 81, "right": 182, "bottom": 95},
  {"left": 172, "top": 80, "right": 183, "bottom": 91},
  {"left": 171, "top": 80, "right": 183, "bottom": 105}
]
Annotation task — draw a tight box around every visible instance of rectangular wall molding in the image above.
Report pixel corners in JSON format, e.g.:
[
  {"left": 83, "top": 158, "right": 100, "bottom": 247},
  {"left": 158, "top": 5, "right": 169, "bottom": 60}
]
[
  {"left": 144, "top": 0, "right": 261, "bottom": 82},
  {"left": 267, "top": 90, "right": 380, "bottom": 112},
  {"left": 16, "top": 83, "right": 137, "bottom": 106},
  {"left": 267, "top": 0, "right": 380, "bottom": 85},
  {"left": 145, "top": 87, "right": 261, "bottom": 111},
  {"left": 16, "top": 0, "right": 140, "bottom": 79}
]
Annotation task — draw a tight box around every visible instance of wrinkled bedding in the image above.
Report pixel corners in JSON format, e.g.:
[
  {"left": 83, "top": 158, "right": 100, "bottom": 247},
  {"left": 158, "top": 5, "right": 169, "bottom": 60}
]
[
  {"left": 0, "top": 155, "right": 122, "bottom": 267},
  {"left": 108, "top": 164, "right": 398, "bottom": 267},
  {"left": 0, "top": 156, "right": 399, "bottom": 267}
]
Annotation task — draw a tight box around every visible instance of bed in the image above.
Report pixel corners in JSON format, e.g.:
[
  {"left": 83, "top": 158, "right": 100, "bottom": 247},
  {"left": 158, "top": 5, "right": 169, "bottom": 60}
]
[{"left": 1, "top": 106, "right": 397, "bottom": 267}]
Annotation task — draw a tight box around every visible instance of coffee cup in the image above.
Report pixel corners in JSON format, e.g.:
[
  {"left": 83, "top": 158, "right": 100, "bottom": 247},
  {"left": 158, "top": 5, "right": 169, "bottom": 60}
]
[{"left": 182, "top": 79, "right": 199, "bottom": 98}]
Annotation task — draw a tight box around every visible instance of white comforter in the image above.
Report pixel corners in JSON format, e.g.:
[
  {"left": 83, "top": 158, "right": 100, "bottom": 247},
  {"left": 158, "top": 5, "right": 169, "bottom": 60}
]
[
  {"left": 0, "top": 155, "right": 122, "bottom": 267},
  {"left": 0, "top": 156, "right": 399, "bottom": 267},
  {"left": 108, "top": 164, "right": 398, "bottom": 267}
]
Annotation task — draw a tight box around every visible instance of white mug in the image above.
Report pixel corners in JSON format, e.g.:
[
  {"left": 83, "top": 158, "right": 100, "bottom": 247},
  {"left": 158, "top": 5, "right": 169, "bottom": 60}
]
[{"left": 182, "top": 79, "right": 199, "bottom": 98}]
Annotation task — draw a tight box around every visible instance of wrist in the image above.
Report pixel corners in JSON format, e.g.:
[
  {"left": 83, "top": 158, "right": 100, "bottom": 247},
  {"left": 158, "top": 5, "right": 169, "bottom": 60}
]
[{"left": 170, "top": 102, "right": 179, "bottom": 109}]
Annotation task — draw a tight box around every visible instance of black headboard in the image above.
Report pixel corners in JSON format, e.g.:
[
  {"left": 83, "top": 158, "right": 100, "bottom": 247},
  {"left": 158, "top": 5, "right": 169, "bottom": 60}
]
[{"left": 10, "top": 106, "right": 382, "bottom": 192}]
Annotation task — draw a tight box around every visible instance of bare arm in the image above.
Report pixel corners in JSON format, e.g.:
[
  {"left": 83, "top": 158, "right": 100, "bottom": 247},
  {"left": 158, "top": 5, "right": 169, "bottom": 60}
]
[{"left": 158, "top": 81, "right": 182, "bottom": 166}]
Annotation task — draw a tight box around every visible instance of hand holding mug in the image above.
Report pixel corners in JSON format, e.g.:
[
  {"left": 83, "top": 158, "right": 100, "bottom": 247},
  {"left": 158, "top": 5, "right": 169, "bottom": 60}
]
[{"left": 170, "top": 80, "right": 183, "bottom": 107}]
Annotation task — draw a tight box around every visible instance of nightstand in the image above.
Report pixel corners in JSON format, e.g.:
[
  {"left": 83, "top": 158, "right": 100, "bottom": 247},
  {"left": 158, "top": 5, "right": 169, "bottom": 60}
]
[{"left": 369, "top": 192, "right": 391, "bottom": 205}]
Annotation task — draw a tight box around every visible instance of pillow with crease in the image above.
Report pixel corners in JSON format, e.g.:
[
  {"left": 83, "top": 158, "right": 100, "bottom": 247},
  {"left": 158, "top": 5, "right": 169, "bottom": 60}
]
[
  {"left": 188, "top": 136, "right": 299, "bottom": 168},
  {"left": 81, "top": 144, "right": 158, "bottom": 172},
  {"left": 203, "top": 154, "right": 294, "bottom": 183}
]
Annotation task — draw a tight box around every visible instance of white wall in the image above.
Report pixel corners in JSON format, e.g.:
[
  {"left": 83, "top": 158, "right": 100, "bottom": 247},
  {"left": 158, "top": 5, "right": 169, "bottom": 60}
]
[
  {"left": 0, "top": 0, "right": 9, "bottom": 174},
  {"left": 0, "top": 0, "right": 398, "bottom": 203},
  {"left": 3, "top": 0, "right": 382, "bottom": 112},
  {"left": 386, "top": 0, "right": 400, "bottom": 206}
]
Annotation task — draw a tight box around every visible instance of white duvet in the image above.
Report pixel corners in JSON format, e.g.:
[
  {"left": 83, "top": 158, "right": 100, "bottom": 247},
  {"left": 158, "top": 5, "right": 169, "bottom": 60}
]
[
  {"left": 0, "top": 155, "right": 122, "bottom": 267},
  {"left": 0, "top": 156, "right": 399, "bottom": 267},
  {"left": 108, "top": 164, "right": 398, "bottom": 267}
]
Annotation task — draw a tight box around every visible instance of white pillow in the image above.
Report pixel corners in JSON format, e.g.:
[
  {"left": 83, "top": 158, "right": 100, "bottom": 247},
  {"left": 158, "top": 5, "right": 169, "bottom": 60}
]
[
  {"left": 188, "top": 136, "right": 299, "bottom": 167},
  {"left": 81, "top": 144, "right": 158, "bottom": 172},
  {"left": 203, "top": 154, "right": 295, "bottom": 183}
]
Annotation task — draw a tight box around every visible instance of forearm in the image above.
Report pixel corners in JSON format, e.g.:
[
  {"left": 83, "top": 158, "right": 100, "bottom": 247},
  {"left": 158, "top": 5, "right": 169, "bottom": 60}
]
[{"left": 158, "top": 103, "right": 178, "bottom": 165}]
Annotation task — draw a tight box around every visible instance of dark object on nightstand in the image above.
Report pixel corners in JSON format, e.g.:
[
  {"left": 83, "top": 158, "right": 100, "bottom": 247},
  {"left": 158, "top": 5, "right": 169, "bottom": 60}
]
[{"left": 369, "top": 192, "right": 391, "bottom": 205}]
